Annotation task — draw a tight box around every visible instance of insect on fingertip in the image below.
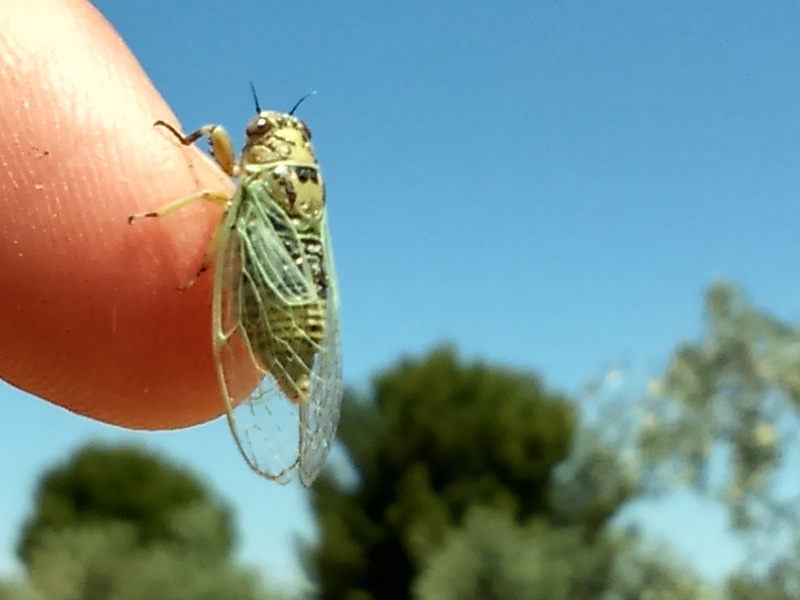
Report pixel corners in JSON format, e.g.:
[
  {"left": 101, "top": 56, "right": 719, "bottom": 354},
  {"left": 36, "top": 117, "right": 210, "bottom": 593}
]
[{"left": 131, "top": 90, "right": 342, "bottom": 485}]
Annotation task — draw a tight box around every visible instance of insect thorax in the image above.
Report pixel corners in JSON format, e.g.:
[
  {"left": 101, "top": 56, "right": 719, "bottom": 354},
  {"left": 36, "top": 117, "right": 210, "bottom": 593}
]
[{"left": 241, "top": 110, "right": 325, "bottom": 221}]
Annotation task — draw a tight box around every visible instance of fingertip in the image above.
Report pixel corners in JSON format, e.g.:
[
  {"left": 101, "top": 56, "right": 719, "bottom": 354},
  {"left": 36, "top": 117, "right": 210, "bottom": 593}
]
[{"left": 0, "top": 0, "right": 235, "bottom": 429}]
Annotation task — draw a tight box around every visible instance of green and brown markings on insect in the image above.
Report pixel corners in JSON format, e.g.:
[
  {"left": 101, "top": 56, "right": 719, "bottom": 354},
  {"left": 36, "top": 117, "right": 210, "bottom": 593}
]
[{"left": 129, "top": 88, "right": 342, "bottom": 486}]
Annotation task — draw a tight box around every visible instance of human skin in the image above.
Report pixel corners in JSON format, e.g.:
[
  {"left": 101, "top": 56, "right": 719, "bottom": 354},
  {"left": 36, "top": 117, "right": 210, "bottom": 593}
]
[{"left": 0, "top": 0, "right": 235, "bottom": 428}]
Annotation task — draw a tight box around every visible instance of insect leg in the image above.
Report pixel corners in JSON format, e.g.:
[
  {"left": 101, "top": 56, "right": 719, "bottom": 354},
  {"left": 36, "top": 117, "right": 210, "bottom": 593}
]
[
  {"left": 179, "top": 200, "right": 232, "bottom": 290},
  {"left": 155, "top": 120, "right": 237, "bottom": 177},
  {"left": 127, "top": 188, "right": 231, "bottom": 289},
  {"left": 127, "top": 188, "right": 229, "bottom": 223}
]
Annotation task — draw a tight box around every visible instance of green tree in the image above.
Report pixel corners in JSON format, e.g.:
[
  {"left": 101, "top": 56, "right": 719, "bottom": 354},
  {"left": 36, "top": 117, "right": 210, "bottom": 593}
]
[
  {"left": 639, "top": 282, "right": 800, "bottom": 535},
  {"left": 304, "top": 345, "right": 578, "bottom": 600},
  {"left": 9, "top": 443, "right": 288, "bottom": 600},
  {"left": 0, "top": 579, "right": 43, "bottom": 600},
  {"left": 727, "top": 573, "right": 794, "bottom": 600},
  {"left": 17, "top": 443, "right": 235, "bottom": 567},
  {"left": 414, "top": 506, "right": 714, "bottom": 600},
  {"left": 24, "top": 521, "right": 271, "bottom": 600},
  {"left": 573, "top": 281, "right": 800, "bottom": 593}
]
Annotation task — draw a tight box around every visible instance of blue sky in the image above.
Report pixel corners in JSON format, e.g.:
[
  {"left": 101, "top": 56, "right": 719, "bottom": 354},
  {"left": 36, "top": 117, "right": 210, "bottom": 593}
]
[{"left": 2, "top": 0, "right": 800, "bottom": 590}]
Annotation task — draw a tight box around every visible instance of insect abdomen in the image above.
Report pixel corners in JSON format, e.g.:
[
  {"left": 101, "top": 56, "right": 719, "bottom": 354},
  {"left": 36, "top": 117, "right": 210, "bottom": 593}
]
[{"left": 242, "top": 293, "right": 325, "bottom": 404}]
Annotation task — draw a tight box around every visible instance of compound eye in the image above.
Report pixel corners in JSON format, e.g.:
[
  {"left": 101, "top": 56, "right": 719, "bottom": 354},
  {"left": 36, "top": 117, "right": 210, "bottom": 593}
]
[{"left": 246, "top": 115, "right": 271, "bottom": 137}]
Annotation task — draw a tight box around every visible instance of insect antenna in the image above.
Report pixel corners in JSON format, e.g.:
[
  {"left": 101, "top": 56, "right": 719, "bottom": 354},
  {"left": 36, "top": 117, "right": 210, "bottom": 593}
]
[
  {"left": 250, "top": 82, "right": 262, "bottom": 112},
  {"left": 289, "top": 91, "right": 317, "bottom": 115}
]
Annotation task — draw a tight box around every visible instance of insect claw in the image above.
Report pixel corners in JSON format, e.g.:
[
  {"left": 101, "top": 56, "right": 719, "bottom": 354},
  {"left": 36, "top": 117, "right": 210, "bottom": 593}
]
[
  {"left": 178, "top": 279, "right": 195, "bottom": 291},
  {"left": 128, "top": 212, "right": 159, "bottom": 224},
  {"left": 178, "top": 263, "right": 210, "bottom": 291}
]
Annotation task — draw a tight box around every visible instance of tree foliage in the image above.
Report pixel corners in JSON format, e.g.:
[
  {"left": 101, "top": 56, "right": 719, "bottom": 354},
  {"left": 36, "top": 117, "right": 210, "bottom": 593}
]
[
  {"left": 7, "top": 443, "right": 284, "bottom": 600},
  {"left": 0, "top": 580, "right": 43, "bottom": 600},
  {"left": 639, "top": 282, "right": 800, "bottom": 535},
  {"left": 563, "top": 281, "right": 800, "bottom": 590},
  {"left": 549, "top": 429, "right": 642, "bottom": 538},
  {"left": 414, "top": 506, "right": 712, "bottom": 600},
  {"left": 23, "top": 522, "right": 270, "bottom": 600},
  {"left": 304, "top": 345, "right": 579, "bottom": 599},
  {"left": 727, "top": 573, "right": 794, "bottom": 600},
  {"left": 17, "top": 443, "right": 235, "bottom": 567}
]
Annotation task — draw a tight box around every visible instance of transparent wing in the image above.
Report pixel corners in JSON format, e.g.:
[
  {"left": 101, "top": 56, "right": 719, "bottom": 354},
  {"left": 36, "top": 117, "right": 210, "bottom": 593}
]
[
  {"left": 211, "top": 181, "right": 342, "bottom": 485},
  {"left": 298, "top": 213, "right": 343, "bottom": 485}
]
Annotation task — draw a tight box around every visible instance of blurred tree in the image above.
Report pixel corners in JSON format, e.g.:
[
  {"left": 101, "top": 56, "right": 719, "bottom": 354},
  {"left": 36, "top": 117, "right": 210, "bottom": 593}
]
[
  {"left": 303, "top": 345, "right": 583, "bottom": 600},
  {"left": 9, "top": 443, "right": 288, "bottom": 600},
  {"left": 414, "top": 505, "right": 714, "bottom": 600},
  {"left": 23, "top": 521, "right": 273, "bottom": 600},
  {"left": 549, "top": 428, "right": 642, "bottom": 539},
  {"left": 0, "top": 579, "right": 43, "bottom": 600},
  {"left": 17, "top": 443, "right": 235, "bottom": 567},
  {"left": 724, "top": 534, "right": 800, "bottom": 600},
  {"left": 563, "top": 280, "right": 800, "bottom": 592},
  {"left": 727, "top": 572, "right": 794, "bottom": 600},
  {"left": 638, "top": 282, "right": 800, "bottom": 536}
]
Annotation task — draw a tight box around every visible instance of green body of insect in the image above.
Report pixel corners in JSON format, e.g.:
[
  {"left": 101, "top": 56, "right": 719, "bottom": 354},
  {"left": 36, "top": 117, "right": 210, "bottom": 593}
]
[{"left": 130, "top": 103, "right": 342, "bottom": 486}]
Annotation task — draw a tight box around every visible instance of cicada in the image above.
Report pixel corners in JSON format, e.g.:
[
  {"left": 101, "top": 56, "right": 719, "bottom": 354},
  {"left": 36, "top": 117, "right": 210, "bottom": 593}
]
[{"left": 129, "top": 91, "right": 343, "bottom": 486}]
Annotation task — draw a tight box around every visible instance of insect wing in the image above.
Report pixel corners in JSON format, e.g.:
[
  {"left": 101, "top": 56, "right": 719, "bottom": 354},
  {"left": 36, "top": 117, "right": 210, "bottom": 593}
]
[
  {"left": 212, "top": 180, "right": 342, "bottom": 484},
  {"left": 298, "top": 213, "right": 343, "bottom": 485}
]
